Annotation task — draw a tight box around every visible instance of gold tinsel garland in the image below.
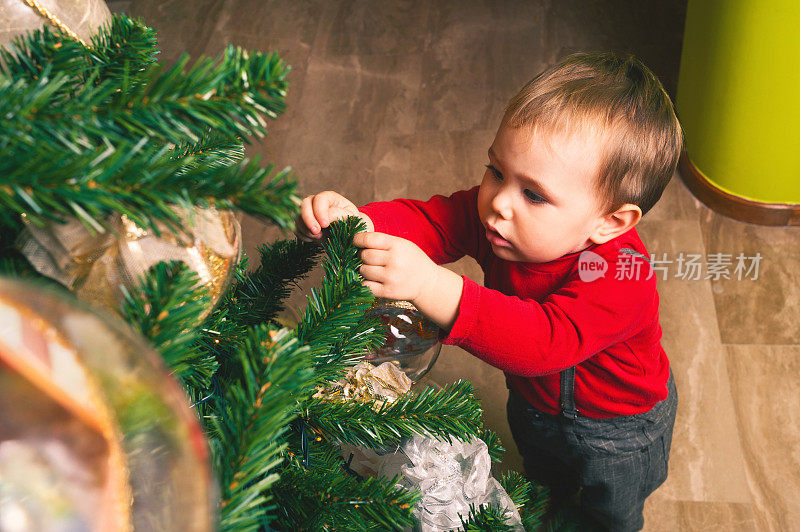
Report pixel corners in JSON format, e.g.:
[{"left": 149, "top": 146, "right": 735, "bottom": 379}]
[{"left": 20, "top": 0, "right": 89, "bottom": 46}]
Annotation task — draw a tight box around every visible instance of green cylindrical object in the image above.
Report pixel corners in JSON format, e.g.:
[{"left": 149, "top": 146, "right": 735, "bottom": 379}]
[{"left": 676, "top": 0, "right": 800, "bottom": 203}]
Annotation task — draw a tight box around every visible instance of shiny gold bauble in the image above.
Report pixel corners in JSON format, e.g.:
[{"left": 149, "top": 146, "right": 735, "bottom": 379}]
[
  {"left": 17, "top": 207, "right": 242, "bottom": 318},
  {"left": 0, "top": 277, "right": 215, "bottom": 531}
]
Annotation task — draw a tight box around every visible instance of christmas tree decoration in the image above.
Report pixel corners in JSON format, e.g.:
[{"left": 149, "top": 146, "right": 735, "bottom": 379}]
[
  {"left": 0, "top": 0, "right": 112, "bottom": 49},
  {"left": 363, "top": 298, "right": 442, "bottom": 382},
  {"left": 317, "top": 363, "right": 524, "bottom": 531},
  {"left": 0, "top": 277, "right": 215, "bottom": 531},
  {"left": 17, "top": 206, "right": 241, "bottom": 315},
  {"left": 313, "top": 360, "right": 413, "bottom": 409},
  {"left": 392, "top": 435, "right": 524, "bottom": 531}
]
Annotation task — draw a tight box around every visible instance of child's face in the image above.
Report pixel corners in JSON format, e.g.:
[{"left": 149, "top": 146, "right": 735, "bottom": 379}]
[{"left": 477, "top": 123, "right": 607, "bottom": 263}]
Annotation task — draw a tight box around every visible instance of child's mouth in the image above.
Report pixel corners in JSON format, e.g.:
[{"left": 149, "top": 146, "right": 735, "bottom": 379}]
[{"left": 486, "top": 228, "right": 512, "bottom": 247}]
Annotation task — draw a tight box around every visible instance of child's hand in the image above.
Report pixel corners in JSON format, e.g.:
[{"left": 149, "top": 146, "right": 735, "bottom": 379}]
[
  {"left": 296, "top": 191, "right": 374, "bottom": 240},
  {"left": 353, "top": 232, "right": 438, "bottom": 302}
]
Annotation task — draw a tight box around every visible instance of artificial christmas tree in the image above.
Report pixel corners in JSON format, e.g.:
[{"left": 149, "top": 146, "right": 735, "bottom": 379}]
[{"left": 0, "top": 9, "right": 551, "bottom": 531}]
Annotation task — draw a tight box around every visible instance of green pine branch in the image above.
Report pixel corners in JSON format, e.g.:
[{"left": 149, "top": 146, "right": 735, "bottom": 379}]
[
  {"left": 171, "top": 132, "right": 246, "bottom": 174},
  {"left": 1, "top": 36, "right": 289, "bottom": 150},
  {"left": 0, "top": 253, "right": 40, "bottom": 278},
  {"left": 0, "top": 26, "right": 88, "bottom": 97},
  {"left": 499, "top": 471, "right": 547, "bottom": 532},
  {"left": 272, "top": 459, "right": 420, "bottom": 531},
  {"left": 308, "top": 217, "right": 386, "bottom": 382},
  {"left": 499, "top": 471, "right": 534, "bottom": 514},
  {"left": 481, "top": 429, "right": 505, "bottom": 464},
  {"left": 197, "top": 256, "right": 252, "bottom": 367},
  {"left": 265, "top": 218, "right": 425, "bottom": 530},
  {"left": 0, "top": 15, "right": 158, "bottom": 96},
  {"left": 313, "top": 311, "right": 386, "bottom": 384},
  {"left": 86, "top": 14, "right": 160, "bottom": 86},
  {"left": 459, "top": 503, "right": 515, "bottom": 532},
  {"left": 0, "top": 139, "right": 298, "bottom": 234},
  {"left": 230, "top": 239, "right": 322, "bottom": 328},
  {"left": 0, "top": 72, "right": 85, "bottom": 152},
  {"left": 0, "top": 217, "right": 41, "bottom": 278},
  {"left": 295, "top": 268, "right": 375, "bottom": 357},
  {"left": 294, "top": 266, "right": 368, "bottom": 345},
  {"left": 208, "top": 325, "right": 316, "bottom": 531},
  {"left": 199, "top": 239, "right": 321, "bottom": 373},
  {"left": 318, "top": 216, "right": 368, "bottom": 278},
  {"left": 266, "top": 401, "right": 414, "bottom": 530},
  {"left": 120, "top": 261, "right": 217, "bottom": 393},
  {"left": 1, "top": 13, "right": 296, "bottom": 237},
  {"left": 458, "top": 471, "right": 549, "bottom": 532},
  {"left": 98, "top": 44, "right": 288, "bottom": 145},
  {"left": 294, "top": 218, "right": 386, "bottom": 382},
  {"left": 302, "top": 380, "right": 485, "bottom": 449}
]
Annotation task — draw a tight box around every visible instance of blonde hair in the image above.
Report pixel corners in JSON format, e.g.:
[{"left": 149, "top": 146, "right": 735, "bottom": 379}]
[{"left": 504, "top": 51, "right": 684, "bottom": 216}]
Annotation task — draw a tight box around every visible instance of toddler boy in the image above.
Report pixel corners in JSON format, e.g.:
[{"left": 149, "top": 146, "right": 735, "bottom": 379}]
[{"left": 297, "top": 51, "right": 682, "bottom": 531}]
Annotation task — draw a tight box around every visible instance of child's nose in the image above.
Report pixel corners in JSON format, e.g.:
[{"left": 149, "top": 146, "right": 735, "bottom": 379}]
[{"left": 491, "top": 189, "right": 513, "bottom": 219}]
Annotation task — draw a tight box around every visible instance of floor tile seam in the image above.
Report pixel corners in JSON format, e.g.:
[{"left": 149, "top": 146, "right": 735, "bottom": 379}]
[
  {"left": 666, "top": 500, "right": 760, "bottom": 532},
  {"left": 649, "top": 493, "right": 759, "bottom": 505},
  {"left": 721, "top": 343, "right": 800, "bottom": 348},
  {"left": 735, "top": 462, "right": 777, "bottom": 532},
  {"left": 719, "top": 345, "right": 762, "bottom": 514},
  {"left": 656, "top": 219, "right": 754, "bottom": 505},
  {"left": 651, "top": 218, "right": 727, "bottom": 349},
  {"left": 653, "top": 499, "right": 760, "bottom": 529},
  {"left": 682, "top": 215, "right": 739, "bottom": 352},
  {"left": 719, "top": 333, "right": 800, "bottom": 520},
  {"left": 668, "top": 182, "right": 704, "bottom": 221}
]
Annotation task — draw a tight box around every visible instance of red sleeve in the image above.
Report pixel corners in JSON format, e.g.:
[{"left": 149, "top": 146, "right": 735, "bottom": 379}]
[
  {"left": 442, "top": 264, "right": 656, "bottom": 377},
  {"left": 358, "top": 187, "right": 481, "bottom": 265}
]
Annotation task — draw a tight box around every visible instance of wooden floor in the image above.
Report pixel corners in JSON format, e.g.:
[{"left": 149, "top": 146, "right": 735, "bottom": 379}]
[{"left": 108, "top": 2, "right": 800, "bottom": 529}]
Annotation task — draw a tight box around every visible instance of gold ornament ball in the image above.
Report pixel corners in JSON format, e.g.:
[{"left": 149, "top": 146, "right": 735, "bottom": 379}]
[
  {"left": 18, "top": 207, "right": 242, "bottom": 318},
  {"left": 0, "top": 0, "right": 112, "bottom": 49}
]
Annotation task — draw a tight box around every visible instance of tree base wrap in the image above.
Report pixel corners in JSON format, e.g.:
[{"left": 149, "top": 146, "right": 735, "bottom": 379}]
[
  {"left": 341, "top": 435, "right": 523, "bottom": 531},
  {"left": 314, "top": 362, "right": 523, "bottom": 530}
]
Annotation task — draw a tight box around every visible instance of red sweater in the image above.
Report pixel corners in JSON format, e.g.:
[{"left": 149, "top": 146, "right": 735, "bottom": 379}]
[{"left": 359, "top": 186, "right": 670, "bottom": 418}]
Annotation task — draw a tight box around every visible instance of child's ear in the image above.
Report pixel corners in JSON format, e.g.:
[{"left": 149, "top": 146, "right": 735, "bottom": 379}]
[{"left": 589, "top": 203, "right": 642, "bottom": 245}]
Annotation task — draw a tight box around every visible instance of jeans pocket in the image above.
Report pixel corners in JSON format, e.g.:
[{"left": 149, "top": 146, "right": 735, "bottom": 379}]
[
  {"left": 507, "top": 396, "right": 549, "bottom": 447},
  {"left": 634, "top": 371, "right": 678, "bottom": 426}
]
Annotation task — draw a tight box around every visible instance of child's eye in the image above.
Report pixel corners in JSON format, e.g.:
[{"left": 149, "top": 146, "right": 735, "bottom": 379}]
[
  {"left": 524, "top": 189, "right": 546, "bottom": 204},
  {"left": 485, "top": 164, "right": 503, "bottom": 181}
]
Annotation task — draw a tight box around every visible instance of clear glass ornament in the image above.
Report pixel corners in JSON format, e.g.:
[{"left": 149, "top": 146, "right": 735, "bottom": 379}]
[
  {"left": 0, "top": 278, "right": 216, "bottom": 531},
  {"left": 363, "top": 298, "right": 442, "bottom": 382}
]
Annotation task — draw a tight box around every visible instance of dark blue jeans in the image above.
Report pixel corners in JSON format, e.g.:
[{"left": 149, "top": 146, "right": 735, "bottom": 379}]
[{"left": 506, "top": 370, "right": 677, "bottom": 531}]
